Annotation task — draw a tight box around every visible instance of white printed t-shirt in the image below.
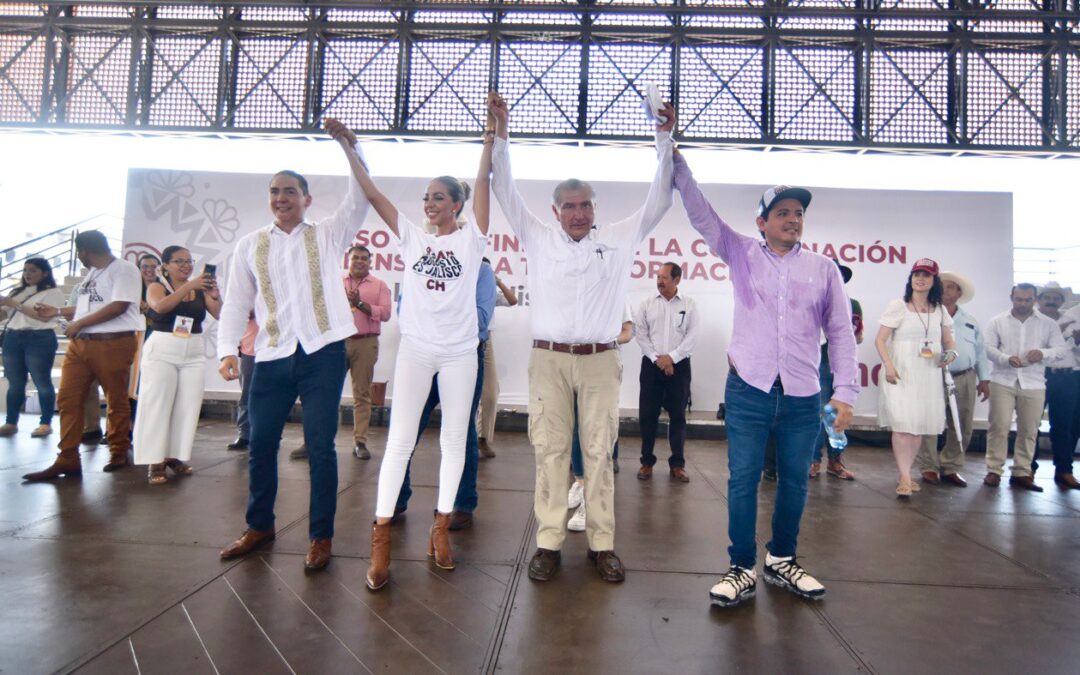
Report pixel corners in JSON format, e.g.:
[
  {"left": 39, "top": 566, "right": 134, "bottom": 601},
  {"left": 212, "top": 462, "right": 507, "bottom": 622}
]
[
  {"left": 396, "top": 216, "right": 488, "bottom": 356},
  {"left": 74, "top": 258, "right": 144, "bottom": 333}
]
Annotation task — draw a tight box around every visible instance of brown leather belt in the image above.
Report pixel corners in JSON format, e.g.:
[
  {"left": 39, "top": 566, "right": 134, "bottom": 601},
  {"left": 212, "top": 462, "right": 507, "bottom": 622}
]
[
  {"left": 349, "top": 333, "right": 379, "bottom": 339},
  {"left": 77, "top": 331, "right": 136, "bottom": 341},
  {"left": 951, "top": 367, "right": 974, "bottom": 377},
  {"left": 533, "top": 340, "right": 617, "bottom": 355}
]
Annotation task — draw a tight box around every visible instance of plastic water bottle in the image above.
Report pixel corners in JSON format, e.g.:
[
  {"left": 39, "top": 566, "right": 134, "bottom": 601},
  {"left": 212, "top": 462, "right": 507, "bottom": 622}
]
[{"left": 821, "top": 404, "right": 848, "bottom": 451}]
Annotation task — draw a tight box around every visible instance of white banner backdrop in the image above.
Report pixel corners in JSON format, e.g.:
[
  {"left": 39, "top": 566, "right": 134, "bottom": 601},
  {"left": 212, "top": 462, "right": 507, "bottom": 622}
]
[{"left": 122, "top": 167, "right": 1012, "bottom": 422}]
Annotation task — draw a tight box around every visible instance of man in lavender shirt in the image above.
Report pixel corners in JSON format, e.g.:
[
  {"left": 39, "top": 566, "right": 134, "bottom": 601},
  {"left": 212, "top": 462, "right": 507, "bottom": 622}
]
[{"left": 672, "top": 149, "right": 859, "bottom": 608}]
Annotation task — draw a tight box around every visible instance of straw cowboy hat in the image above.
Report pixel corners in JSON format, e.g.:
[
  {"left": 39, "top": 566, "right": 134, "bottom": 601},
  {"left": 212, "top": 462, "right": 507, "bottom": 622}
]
[{"left": 939, "top": 271, "right": 975, "bottom": 304}]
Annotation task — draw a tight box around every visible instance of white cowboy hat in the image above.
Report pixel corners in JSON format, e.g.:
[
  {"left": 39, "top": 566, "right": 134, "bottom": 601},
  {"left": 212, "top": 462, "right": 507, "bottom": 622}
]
[
  {"left": 1037, "top": 281, "right": 1074, "bottom": 305},
  {"left": 939, "top": 271, "right": 975, "bottom": 304}
]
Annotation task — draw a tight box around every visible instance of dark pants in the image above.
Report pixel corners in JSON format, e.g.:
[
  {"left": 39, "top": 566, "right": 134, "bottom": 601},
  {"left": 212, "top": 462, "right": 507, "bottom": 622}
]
[
  {"left": 725, "top": 372, "right": 819, "bottom": 568},
  {"left": 3, "top": 329, "right": 58, "bottom": 426},
  {"left": 638, "top": 356, "right": 690, "bottom": 469},
  {"left": 246, "top": 341, "right": 347, "bottom": 539},
  {"left": 397, "top": 342, "right": 484, "bottom": 514},
  {"left": 236, "top": 353, "right": 256, "bottom": 441},
  {"left": 1043, "top": 368, "right": 1080, "bottom": 474}
]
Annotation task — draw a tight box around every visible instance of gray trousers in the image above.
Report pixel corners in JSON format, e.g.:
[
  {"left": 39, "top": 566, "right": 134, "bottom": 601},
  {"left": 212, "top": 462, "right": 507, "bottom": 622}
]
[{"left": 918, "top": 368, "right": 977, "bottom": 475}]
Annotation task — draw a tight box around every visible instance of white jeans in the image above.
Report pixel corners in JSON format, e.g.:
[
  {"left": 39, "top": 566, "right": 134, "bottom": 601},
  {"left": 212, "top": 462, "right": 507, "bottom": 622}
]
[
  {"left": 375, "top": 336, "right": 478, "bottom": 517},
  {"left": 133, "top": 332, "right": 206, "bottom": 464}
]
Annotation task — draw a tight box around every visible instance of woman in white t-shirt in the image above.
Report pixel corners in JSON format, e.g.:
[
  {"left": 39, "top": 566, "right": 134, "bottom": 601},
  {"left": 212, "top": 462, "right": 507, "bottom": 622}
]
[
  {"left": 0, "top": 258, "right": 66, "bottom": 438},
  {"left": 345, "top": 135, "right": 491, "bottom": 591}
]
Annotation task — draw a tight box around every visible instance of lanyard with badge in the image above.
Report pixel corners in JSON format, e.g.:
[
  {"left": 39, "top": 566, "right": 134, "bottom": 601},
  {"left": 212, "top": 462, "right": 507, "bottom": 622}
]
[
  {"left": 914, "top": 304, "right": 934, "bottom": 358},
  {"left": 160, "top": 275, "right": 196, "bottom": 337}
]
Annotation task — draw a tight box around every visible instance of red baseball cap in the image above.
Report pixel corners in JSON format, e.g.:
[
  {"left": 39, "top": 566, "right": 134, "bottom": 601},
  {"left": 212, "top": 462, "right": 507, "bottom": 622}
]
[{"left": 911, "top": 258, "right": 939, "bottom": 275}]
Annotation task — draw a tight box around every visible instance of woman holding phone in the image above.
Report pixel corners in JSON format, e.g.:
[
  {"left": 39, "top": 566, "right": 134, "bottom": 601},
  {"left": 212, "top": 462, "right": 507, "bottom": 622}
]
[{"left": 133, "top": 246, "right": 221, "bottom": 483}]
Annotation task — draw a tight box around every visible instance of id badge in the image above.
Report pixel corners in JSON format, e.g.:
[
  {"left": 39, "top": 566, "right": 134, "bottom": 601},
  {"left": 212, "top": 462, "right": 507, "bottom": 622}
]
[
  {"left": 919, "top": 339, "right": 934, "bottom": 359},
  {"left": 75, "top": 293, "right": 90, "bottom": 316},
  {"left": 172, "top": 315, "right": 194, "bottom": 338}
]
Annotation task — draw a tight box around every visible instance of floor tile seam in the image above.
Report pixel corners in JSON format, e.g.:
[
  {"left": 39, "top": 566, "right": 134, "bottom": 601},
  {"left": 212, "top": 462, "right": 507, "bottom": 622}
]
[
  {"left": 815, "top": 577, "right": 1066, "bottom": 591},
  {"left": 897, "top": 496, "right": 1074, "bottom": 589},
  {"left": 327, "top": 575, "right": 455, "bottom": 674},
  {"left": 56, "top": 555, "right": 259, "bottom": 674},
  {"left": 481, "top": 507, "right": 536, "bottom": 675},
  {"left": 809, "top": 603, "right": 879, "bottom": 675},
  {"left": 255, "top": 557, "right": 376, "bottom": 674}
]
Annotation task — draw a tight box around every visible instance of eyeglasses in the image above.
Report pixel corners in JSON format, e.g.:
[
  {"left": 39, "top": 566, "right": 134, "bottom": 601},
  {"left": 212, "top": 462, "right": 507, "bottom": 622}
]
[{"left": 169, "top": 259, "right": 194, "bottom": 265}]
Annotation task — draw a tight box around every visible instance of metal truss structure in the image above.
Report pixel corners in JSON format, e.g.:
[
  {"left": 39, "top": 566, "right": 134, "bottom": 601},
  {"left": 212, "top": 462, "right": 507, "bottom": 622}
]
[{"left": 2, "top": 1, "right": 1080, "bottom": 155}]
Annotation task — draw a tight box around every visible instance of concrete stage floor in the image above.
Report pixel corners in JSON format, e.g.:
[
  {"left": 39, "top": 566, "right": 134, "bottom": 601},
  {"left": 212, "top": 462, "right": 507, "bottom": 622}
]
[{"left": 1, "top": 414, "right": 1078, "bottom": 674}]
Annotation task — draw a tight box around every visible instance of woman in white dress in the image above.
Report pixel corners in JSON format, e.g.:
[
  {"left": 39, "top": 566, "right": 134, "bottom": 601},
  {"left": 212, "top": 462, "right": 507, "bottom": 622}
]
[{"left": 875, "top": 258, "right": 957, "bottom": 497}]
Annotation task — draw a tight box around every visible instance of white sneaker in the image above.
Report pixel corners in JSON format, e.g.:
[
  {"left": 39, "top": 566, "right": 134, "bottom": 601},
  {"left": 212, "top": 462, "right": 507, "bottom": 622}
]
[
  {"left": 763, "top": 553, "right": 825, "bottom": 600},
  {"left": 567, "top": 481, "right": 584, "bottom": 510},
  {"left": 567, "top": 503, "right": 586, "bottom": 532},
  {"left": 709, "top": 566, "right": 756, "bottom": 607}
]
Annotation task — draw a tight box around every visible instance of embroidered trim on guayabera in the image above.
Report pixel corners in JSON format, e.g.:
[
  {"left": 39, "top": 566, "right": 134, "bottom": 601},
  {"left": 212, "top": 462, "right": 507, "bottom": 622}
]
[{"left": 255, "top": 231, "right": 281, "bottom": 348}]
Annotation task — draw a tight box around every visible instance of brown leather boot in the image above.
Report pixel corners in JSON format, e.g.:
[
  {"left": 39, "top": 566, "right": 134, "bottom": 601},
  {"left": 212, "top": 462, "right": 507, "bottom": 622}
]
[
  {"left": 428, "top": 511, "right": 455, "bottom": 570},
  {"left": 23, "top": 450, "right": 82, "bottom": 481},
  {"left": 366, "top": 521, "right": 391, "bottom": 591}
]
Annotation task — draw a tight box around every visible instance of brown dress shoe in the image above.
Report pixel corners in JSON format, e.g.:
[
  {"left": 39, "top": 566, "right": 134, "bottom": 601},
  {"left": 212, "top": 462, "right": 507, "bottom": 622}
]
[
  {"left": 103, "top": 453, "right": 129, "bottom": 472},
  {"left": 448, "top": 511, "right": 473, "bottom": 531},
  {"left": 1008, "top": 475, "right": 1044, "bottom": 492},
  {"left": 809, "top": 461, "right": 821, "bottom": 478},
  {"left": 983, "top": 472, "right": 1001, "bottom": 487},
  {"left": 428, "top": 511, "right": 455, "bottom": 570},
  {"left": 670, "top": 467, "right": 690, "bottom": 483},
  {"left": 1054, "top": 472, "right": 1080, "bottom": 490},
  {"left": 637, "top": 465, "right": 653, "bottom": 481},
  {"left": 366, "top": 521, "right": 391, "bottom": 591},
  {"left": 588, "top": 549, "right": 626, "bottom": 582},
  {"left": 527, "top": 548, "right": 561, "bottom": 581},
  {"left": 942, "top": 473, "right": 968, "bottom": 487},
  {"left": 22, "top": 452, "right": 82, "bottom": 481},
  {"left": 304, "top": 538, "right": 332, "bottom": 570},
  {"left": 478, "top": 438, "right": 496, "bottom": 458},
  {"left": 220, "top": 528, "right": 276, "bottom": 559},
  {"left": 921, "top": 470, "right": 940, "bottom": 484}
]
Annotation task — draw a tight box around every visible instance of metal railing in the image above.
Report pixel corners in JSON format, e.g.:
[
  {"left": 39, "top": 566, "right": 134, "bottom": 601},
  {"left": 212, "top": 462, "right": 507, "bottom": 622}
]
[
  {"left": 1014, "top": 245, "right": 1080, "bottom": 290},
  {"left": 0, "top": 215, "right": 124, "bottom": 296}
]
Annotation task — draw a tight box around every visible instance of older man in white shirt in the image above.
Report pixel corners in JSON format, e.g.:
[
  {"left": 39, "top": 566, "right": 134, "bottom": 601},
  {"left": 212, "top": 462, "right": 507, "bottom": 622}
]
[
  {"left": 635, "top": 262, "right": 698, "bottom": 483},
  {"left": 216, "top": 119, "right": 370, "bottom": 570},
  {"left": 488, "top": 94, "right": 676, "bottom": 583},
  {"left": 983, "top": 283, "right": 1070, "bottom": 491}
]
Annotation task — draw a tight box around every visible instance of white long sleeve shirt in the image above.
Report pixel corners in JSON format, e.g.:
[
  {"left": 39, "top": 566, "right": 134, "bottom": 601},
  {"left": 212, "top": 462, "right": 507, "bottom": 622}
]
[
  {"left": 490, "top": 131, "right": 674, "bottom": 344},
  {"left": 984, "top": 310, "right": 1070, "bottom": 389},
  {"left": 634, "top": 293, "right": 699, "bottom": 364},
  {"left": 217, "top": 169, "right": 371, "bottom": 363},
  {"left": 1058, "top": 305, "right": 1080, "bottom": 370}
]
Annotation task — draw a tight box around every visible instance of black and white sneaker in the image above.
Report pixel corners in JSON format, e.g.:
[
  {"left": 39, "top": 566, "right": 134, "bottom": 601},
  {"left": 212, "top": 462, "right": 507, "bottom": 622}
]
[
  {"left": 709, "top": 566, "right": 757, "bottom": 608},
  {"left": 763, "top": 554, "right": 825, "bottom": 600}
]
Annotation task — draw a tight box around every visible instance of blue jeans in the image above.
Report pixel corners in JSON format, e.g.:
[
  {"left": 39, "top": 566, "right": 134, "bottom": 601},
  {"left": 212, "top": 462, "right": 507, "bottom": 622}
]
[
  {"left": 813, "top": 360, "right": 839, "bottom": 462},
  {"left": 246, "top": 341, "right": 347, "bottom": 539},
  {"left": 725, "top": 371, "right": 820, "bottom": 568},
  {"left": 571, "top": 411, "right": 619, "bottom": 478},
  {"left": 3, "top": 329, "right": 58, "bottom": 425},
  {"left": 397, "top": 343, "right": 484, "bottom": 513}
]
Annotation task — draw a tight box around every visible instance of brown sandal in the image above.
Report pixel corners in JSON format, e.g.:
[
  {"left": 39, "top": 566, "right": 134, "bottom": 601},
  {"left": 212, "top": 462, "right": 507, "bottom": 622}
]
[
  {"left": 164, "top": 458, "right": 193, "bottom": 475},
  {"left": 148, "top": 464, "right": 167, "bottom": 485}
]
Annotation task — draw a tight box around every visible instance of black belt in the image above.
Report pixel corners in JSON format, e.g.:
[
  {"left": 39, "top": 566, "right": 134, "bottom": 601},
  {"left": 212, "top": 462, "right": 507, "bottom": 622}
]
[
  {"left": 77, "top": 331, "right": 136, "bottom": 341},
  {"left": 951, "top": 367, "right": 974, "bottom": 377}
]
